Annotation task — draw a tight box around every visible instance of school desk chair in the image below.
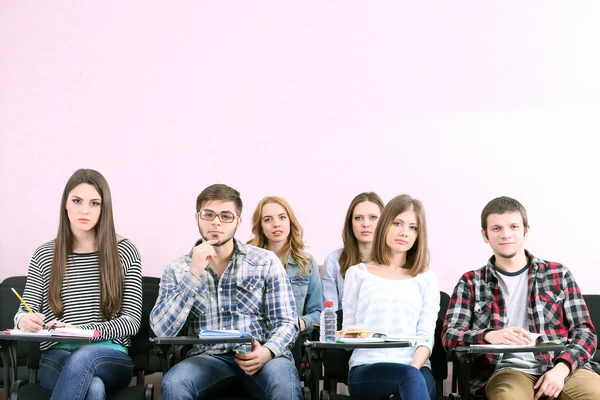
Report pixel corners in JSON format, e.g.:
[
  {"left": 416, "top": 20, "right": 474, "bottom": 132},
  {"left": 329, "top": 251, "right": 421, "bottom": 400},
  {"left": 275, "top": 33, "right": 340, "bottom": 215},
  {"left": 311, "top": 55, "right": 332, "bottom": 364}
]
[
  {"left": 312, "top": 291, "right": 453, "bottom": 400},
  {"left": 10, "top": 299, "right": 155, "bottom": 400}
]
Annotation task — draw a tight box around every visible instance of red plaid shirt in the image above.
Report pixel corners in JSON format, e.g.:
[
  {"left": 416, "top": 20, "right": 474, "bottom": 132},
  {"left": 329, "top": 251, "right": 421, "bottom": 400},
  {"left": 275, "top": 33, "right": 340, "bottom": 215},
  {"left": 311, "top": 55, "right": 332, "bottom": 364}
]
[{"left": 442, "top": 251, "right": 597, "bottom": 398}]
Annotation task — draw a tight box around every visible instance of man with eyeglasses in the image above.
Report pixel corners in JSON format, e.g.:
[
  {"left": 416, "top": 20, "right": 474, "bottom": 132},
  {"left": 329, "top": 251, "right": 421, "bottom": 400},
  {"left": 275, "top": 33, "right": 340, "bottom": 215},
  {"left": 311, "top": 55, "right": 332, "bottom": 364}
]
[{"left": 150, "top": 184, "right": 302, "bottom": 400}]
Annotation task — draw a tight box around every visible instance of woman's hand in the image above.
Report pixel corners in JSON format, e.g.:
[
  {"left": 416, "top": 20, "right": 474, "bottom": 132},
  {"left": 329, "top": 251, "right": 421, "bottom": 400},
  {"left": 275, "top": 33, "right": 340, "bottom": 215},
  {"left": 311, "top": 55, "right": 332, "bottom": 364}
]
[
  {"left": 338, "top": 323, "right": 368, "bottom": 339},
  {"left": 45, "top": 320, "right": 78, "bottom": 329},
  {"left": 18, "top": 313, "right": 45, "bottom": 332}
]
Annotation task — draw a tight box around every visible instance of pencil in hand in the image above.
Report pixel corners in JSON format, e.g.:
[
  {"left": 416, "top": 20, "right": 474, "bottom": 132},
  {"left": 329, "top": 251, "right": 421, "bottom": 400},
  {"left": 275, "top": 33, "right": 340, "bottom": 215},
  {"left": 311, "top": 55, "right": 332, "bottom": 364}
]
[{"left": 11, "top": 287, "right": 35, "bottom": 314}]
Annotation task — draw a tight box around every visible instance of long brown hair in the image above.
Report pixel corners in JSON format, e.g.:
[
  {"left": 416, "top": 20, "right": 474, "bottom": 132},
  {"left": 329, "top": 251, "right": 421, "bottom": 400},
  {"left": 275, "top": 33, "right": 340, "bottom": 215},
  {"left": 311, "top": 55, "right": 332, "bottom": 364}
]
[
  {"left": 248, "top": 196, "right": 310, "bottom": 276},
  {"left": 50, "top": 169, "right": 123, "bottom": 320},
  {"left": 371, "top": 194, "right": 429, "bottom": 277},
  {"left": 339, "top": 192, "right": 384, "bottom": 278}
]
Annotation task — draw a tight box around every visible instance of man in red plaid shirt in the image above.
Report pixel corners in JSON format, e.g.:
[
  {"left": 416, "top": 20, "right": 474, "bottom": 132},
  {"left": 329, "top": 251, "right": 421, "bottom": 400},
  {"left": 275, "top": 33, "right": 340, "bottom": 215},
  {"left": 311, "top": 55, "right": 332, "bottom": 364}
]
[{"left": 442, "top": 196, "right": 600, "bottom": 399}]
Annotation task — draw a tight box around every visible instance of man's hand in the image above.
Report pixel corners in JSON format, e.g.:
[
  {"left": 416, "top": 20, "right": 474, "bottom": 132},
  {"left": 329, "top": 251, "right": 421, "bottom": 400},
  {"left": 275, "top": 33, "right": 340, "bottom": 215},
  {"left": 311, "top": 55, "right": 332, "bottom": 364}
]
[
  {"left": 533, "top": 362, "right": 570, "bottom": 399},
  {"left": 190, "top": 239, "right": 218, "bottom": 276},
  {"left": 18, "top": 313, "right": 45, "bottom": 332},
  {"left": 483, "top": 327, "right": 534, "bottom": 345},
  {"left": 234, "top": 340, "right": 273, "bottom": 376},
  {"left": 299, "top": 318, "right": 306, "bottom": 333}
]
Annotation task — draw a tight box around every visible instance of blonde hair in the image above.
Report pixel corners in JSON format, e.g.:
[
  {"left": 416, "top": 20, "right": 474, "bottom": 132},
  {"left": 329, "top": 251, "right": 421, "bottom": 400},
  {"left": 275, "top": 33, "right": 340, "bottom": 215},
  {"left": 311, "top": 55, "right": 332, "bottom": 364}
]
[
  {"left": 371, "top": 194, "right": 429, "bottom": 276},
  {"left": 248, "top": 196, "right": 310, "bottom": 275}
]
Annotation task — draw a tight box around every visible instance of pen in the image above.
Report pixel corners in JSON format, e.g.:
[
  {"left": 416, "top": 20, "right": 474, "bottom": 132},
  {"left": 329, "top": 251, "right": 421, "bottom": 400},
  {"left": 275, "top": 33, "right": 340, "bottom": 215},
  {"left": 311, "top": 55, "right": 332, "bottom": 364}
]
[{"left": 11, "top": 287, "right": 34, "bottom": 314}]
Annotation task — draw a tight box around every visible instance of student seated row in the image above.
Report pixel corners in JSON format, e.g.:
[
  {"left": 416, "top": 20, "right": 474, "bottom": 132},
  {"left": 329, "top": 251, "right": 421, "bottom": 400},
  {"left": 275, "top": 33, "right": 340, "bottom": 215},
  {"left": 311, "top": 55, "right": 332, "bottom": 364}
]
[
  {"left": 14, "top": 168, "right": 600, "bottom": 400},
  {"left": 13, "top": 171, "right": 319, "bottom": 400}
]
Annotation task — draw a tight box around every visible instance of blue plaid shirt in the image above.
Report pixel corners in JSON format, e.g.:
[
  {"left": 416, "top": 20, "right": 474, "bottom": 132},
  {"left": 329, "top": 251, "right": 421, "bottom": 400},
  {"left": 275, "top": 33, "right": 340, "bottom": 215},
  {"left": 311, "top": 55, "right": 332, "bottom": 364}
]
[{"left": 150, "top": 239, "right": 299, "bottom": 359}]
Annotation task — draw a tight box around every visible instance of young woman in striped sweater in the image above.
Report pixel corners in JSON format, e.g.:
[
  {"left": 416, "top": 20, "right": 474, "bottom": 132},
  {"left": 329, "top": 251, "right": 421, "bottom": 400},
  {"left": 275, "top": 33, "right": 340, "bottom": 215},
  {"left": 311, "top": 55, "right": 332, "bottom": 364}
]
[
  {"left": 342, "top": 194, "right": 440, "bottom": 400},
  {"left": 14, "top": 169, "right": 143, "bottom": 400}
]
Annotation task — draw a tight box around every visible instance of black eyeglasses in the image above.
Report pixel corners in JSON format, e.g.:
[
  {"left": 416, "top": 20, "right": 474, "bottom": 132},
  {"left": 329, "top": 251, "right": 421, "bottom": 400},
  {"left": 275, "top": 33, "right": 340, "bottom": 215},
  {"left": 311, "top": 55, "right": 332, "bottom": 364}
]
[{"left": 198, "top": 209, "right": 237, "bottom": 224}]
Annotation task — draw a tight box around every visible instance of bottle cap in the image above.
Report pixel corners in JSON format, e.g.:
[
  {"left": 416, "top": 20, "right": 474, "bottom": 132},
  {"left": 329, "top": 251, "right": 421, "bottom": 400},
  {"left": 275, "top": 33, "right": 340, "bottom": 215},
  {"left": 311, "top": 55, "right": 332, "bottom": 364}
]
[{"left": 324, "top": 300, "right": 334, "bottom": 307}]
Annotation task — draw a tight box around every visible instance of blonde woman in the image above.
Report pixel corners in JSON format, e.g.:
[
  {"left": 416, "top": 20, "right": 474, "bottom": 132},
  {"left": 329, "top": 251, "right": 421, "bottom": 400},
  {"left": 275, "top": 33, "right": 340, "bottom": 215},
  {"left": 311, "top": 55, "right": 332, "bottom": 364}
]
[{"left": 249, "top": 196, "right": 323, "bottom": 333}]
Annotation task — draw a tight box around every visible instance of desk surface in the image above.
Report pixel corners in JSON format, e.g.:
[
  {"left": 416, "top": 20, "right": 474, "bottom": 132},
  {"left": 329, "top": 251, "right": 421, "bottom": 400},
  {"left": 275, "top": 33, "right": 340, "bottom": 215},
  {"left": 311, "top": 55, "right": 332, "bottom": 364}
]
[
  {"left": 0, "top": 331, "right": 91, "bottom": 343},
  {"left": 456, "top": 343, "right": 565, "bottom": 354},
  {"left": 306, "top": 340, "right": 410, "bottom": 350},
  {"left": 151, "top": 336, "right": 254, "bottom": 345}
]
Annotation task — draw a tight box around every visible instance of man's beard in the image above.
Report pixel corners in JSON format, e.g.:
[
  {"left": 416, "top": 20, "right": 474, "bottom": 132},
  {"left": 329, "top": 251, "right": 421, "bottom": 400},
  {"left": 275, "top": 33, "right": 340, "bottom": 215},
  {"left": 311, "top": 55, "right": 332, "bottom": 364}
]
[{"left": 199, "top": 226, "right": 237, "bottom": 247}]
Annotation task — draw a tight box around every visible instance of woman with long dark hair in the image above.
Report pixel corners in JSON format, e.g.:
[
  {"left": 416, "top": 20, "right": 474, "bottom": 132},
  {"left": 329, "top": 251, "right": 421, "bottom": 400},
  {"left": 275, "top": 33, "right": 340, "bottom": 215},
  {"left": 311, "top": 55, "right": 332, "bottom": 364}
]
[
  {"left": 322, "top": 192, "right": 384, "bottom": 310},
  {"left": 14, "top": 169, "right": 143, "bottom": 400}
]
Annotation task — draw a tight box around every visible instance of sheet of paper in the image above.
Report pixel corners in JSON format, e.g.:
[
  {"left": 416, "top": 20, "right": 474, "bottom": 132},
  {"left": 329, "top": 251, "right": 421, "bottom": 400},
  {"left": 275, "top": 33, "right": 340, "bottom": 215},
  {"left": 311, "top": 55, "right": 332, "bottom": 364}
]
[{"left": 5, "top": 328, "right": 99, "bottom": 339}]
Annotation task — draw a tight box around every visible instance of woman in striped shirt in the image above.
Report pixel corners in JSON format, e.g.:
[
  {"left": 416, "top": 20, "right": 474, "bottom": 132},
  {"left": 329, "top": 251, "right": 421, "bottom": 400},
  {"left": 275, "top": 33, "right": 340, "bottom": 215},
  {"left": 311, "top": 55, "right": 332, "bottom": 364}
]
[
  {"left": 14, "top": 169, "right": 143, "bottom": 400},
  {"left": 342, "top": 194, "right": 440, "bottom": 400}
]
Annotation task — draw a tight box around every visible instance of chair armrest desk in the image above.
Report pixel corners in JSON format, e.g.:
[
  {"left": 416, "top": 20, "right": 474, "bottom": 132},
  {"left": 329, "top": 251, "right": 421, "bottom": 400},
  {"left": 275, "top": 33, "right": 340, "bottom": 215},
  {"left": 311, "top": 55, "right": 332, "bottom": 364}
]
[
  {"left": 304, "top": 340, "right": 411, "bottom": 400},
  {"left": 0, "top": 332, "right": 91, "bottom": 400},
  {"left": 451, "top": 343, "right": 565, "bottom": 399}
]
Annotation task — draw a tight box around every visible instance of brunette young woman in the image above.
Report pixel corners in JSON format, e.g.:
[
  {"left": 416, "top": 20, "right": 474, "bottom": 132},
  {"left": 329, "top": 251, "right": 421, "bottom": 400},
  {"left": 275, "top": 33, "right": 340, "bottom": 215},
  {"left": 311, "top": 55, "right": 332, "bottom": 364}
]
[
  {"left": 322, "top": 192, "right": 384, "bottom": 310},
  {"left": 15, "top": 169, "right": 143, "bottom": 400},
  {"left": 342, "top": 194, "right": 440, "bottom": 400}
]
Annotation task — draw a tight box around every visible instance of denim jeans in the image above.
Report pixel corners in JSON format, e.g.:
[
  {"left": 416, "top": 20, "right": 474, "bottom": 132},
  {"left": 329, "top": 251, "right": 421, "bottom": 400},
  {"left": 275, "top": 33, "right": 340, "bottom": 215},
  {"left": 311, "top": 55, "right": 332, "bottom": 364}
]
[
  {"left": 348, "top": 363, "right": 436, "bottom": 400},
  {"left": 161, "top": 351, "right": 302, "bottom": 400},
  {"left": 40, "top": 345, "right": 134, "bottom": 400}
]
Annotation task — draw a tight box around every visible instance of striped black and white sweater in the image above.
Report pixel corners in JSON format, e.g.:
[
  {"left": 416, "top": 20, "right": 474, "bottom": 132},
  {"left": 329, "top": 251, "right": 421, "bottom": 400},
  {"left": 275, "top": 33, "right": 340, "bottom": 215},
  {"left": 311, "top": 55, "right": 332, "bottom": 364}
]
[{"left": 14, "top": 239, "right": 143, "bottom": 351}]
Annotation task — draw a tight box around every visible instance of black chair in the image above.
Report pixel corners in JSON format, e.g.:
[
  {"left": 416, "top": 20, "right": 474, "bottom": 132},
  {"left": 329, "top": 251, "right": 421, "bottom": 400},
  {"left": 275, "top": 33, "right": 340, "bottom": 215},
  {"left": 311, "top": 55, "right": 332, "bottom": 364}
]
[
  {"left": 141, "top": 276, "right": 161, "bottom": 376},
  {"left": 583, "top": 294, "right": 600, "bottom": 374},
  {"left": 0, "top": 277, "right": 29, "bottom": 391},
  {"left": 10, "top": 303, "right": 155, "bottom": 399},
  {"left": 317, "top": 292, "right": 453, "bottom": 400}
]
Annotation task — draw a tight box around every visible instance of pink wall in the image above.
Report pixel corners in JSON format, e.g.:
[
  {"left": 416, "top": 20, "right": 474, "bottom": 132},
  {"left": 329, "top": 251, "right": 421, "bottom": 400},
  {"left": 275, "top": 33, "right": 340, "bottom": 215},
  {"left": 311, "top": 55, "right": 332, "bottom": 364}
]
[{"left": 1, "top": 2, "right": 599, "bottom": 294}]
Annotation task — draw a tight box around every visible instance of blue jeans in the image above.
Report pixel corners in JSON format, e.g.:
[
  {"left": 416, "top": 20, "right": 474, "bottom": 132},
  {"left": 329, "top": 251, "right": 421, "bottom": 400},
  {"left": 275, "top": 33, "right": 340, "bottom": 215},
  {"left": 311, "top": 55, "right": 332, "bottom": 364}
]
[
  {"left": 161, "top": 351, "right": 302, "bottom": 400},
  {"left": 40, "top": 345, "right": 134, "bottom": 400},
  {"left": 348, "top": 363, "right": 435, "bottom": 400}
]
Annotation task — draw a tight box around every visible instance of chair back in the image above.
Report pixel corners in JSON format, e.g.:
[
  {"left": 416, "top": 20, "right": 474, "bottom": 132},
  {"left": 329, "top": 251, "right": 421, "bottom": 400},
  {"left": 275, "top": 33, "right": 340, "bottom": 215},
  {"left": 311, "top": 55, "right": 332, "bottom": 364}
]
[
  {"left": 583, "top": 294, "right": 600, "bottom": 366},
  {"left": 0, "top": 276, "right": 30, "bottom": 385},
  {"left": 430, "top": 291, "right": 451, "bottom": 382}
]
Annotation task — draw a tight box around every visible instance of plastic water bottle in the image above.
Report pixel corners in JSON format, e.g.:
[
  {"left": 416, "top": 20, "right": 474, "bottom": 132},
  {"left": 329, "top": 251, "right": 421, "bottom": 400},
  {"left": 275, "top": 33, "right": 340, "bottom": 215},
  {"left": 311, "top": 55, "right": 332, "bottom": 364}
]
[{"left": 319, "top": 300, "right": 337, "bottom": 343}]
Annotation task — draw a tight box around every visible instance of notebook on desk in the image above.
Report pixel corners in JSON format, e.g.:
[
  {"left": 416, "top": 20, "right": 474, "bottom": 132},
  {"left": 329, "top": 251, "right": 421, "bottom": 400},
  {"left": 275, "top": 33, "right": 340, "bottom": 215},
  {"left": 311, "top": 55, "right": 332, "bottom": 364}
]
[
  {"left": 198, "top": 329, "right": 248, "bottom": 338},
  {"left": 5, "top": 328, "right": 100, "bottom": 339},
  {"left": 469, "top": 333, "right": 562, "bottom": 350}
]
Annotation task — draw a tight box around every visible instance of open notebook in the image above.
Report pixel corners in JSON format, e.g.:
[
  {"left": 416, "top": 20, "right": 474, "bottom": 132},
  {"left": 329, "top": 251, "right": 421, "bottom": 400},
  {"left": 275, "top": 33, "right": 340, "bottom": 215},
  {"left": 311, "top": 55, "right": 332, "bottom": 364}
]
[
  {"left": 469, "top": 333, "right": 562, "bottom": 350},
  {"left": 5, "top": 328, "right": 100, "bottom": 339}
]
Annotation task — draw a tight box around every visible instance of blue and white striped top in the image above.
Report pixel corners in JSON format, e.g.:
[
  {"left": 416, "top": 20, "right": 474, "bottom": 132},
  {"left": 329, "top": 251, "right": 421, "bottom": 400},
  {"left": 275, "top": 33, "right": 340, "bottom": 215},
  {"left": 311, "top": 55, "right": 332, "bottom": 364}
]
[{"left": 342, "top": 264, "right": 440, "bottom": 369}]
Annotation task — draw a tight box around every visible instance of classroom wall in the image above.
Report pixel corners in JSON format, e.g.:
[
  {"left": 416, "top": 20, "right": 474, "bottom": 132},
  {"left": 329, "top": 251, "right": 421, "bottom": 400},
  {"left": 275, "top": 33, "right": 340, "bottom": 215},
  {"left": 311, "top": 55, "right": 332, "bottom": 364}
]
[{"left": 1, "top": 2, "right": 599, "bottom": 295}]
